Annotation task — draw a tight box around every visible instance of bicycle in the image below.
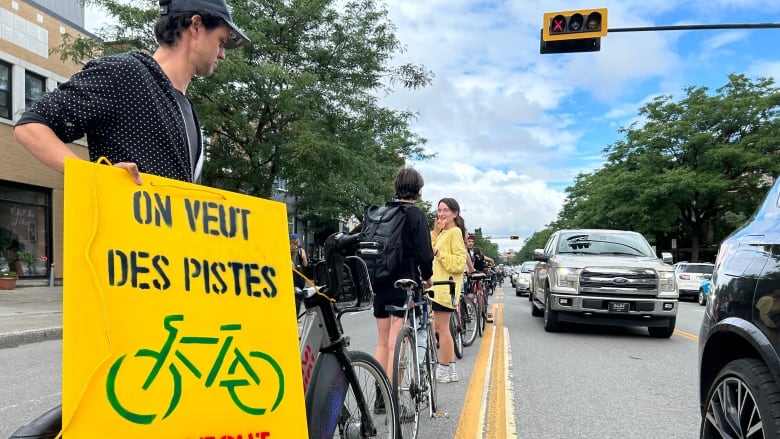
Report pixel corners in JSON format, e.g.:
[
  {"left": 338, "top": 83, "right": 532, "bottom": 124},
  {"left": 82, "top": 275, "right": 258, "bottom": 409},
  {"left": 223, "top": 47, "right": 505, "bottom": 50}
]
[
  {"left": 297, "top": 231, "right": 397, "bottom": 438},
  {"left": 469, "top": 272, "right": 489, "bottom": 337},
  {"left": 432, "top": 277, "right": 465, "bottom": 360},
  {"left": 458, "top": 278, "right": 478, "bottom": 348},
  {"left": 387, "top": 278, "right": 448, "bottom": 439}
]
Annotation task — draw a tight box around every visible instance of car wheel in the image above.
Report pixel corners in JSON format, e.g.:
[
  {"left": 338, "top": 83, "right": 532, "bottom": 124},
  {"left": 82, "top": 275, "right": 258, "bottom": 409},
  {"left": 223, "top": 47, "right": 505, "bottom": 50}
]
[
  {"left": 701, "top": 358, "right": 780, "bottom": 439},
  {"left": 647, "top": 317, "right": 675, "bottom": 338},
  {"left": 698, "top": 290, "right": 706, "bottom": 306},
  {"left": 543, "top": 289, "right": 559, "bottom": 332},
  {"left": 516, "top": 287, "right": 521, "bottom": 297}
]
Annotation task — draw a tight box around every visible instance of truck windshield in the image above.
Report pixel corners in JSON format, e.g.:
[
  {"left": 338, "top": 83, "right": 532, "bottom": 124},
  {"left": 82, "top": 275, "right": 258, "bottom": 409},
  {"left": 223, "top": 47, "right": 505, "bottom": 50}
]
[{"left": 557, "top": 232, "right": 654, "bottom": 257}]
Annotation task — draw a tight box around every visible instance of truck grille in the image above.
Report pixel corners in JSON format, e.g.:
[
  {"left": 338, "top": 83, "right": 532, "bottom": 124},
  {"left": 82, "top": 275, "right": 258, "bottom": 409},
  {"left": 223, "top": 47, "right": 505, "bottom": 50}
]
[{"left": 579, "top": 267, "right": 658, "bottom": 296}]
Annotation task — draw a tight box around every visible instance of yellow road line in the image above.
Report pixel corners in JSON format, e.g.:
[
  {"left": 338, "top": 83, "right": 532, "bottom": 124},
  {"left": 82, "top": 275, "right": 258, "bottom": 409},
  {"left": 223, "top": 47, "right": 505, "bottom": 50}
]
[
  {"left": 484, "top": 304, "right": 506, "bottom": 438},
  {"left": 456, "top": 302, "right": 513, "bottom": 438},
  {"left": 455, "top": 305, "right": 494, "bottom": 438},
  {"left": 674, "top": 328, "right": 699, "bottom": 342}
]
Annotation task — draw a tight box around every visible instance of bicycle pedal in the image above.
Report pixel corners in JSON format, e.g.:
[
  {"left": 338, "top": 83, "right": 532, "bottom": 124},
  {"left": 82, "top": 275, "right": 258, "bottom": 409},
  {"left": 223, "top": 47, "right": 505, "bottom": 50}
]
[{"left": 432, "top": 411, "right": 448, "bottom": 419}]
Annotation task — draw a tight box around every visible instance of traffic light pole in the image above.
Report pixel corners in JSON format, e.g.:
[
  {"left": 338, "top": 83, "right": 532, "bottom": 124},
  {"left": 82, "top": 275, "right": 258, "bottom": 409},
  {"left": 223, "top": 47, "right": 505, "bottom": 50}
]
[
  {"left": 541, "top": 20, "right": 780, "bottom": 54},
  {"left": 608, "top": 23, "right": 780, "bottom": 33}
]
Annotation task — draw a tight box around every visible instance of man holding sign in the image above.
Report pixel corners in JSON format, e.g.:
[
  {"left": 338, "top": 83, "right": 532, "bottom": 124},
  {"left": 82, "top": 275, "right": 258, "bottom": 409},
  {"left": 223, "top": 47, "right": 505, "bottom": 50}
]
[
  {"left": 9, "top": 3, "right": 307, "bottom": 437},
  {"left": 14, "top": 0, "right": 250, "bottom": 185}
]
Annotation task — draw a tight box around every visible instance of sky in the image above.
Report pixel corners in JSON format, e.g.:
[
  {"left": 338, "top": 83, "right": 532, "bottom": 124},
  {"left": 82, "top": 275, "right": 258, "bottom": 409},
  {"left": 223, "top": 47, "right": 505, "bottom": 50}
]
[{"left": 85, "top": 0, "right": 780, "bottom": 253}]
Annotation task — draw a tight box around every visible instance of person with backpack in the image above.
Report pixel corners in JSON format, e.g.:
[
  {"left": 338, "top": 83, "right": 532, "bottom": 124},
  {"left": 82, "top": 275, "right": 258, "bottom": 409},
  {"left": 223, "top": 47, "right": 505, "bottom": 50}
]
[
  {"left": 357, "top": 167, "right": 434, "bottom": 409},
  {"left": 430, "top": 197, "right": 468, "bottom": 383}
]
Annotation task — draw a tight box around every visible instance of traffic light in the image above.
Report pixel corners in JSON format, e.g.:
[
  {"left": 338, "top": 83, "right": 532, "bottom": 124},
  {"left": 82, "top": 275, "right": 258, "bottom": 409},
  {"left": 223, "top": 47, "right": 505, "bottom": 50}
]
[
  {"left": 509, "top": 235, "right": 519, "bottom": 240},
  {"left": 542, "top": 8, "right": 608, "bottom": 41},
  {"left": 540, "top": 8, "right": 607, "bottom": 54}
]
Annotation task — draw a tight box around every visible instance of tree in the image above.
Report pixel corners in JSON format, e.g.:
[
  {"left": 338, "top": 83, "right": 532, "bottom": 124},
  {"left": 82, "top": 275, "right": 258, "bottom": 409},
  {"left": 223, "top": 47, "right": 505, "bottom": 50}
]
[
  {"left": 514, "top": 228, "right": 553, "bottom": 263},
  {"left": 470, "top": 228, "right": 500, "bottom": 262},
  {"left": 68, "top": 0, "right": 433, "bottom": 223},
  {"left": 556, "top": 74, "right": 780, "bottom": 261}
]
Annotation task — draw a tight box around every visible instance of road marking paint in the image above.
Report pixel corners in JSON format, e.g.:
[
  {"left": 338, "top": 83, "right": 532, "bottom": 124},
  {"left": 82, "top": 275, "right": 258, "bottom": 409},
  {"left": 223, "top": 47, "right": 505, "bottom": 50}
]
[
  {"left": 485, "top": 304, "right": 507, "bottom": 438},
  {"left": 503, "top": 325, "right": 517, "bottom": 437},
  {"left": 674, "top": 328, "right": 699, "bottom": 342},
  {"left": 455, "top": 304, "right": 495, "bottom": 438},
  {"left": 456, "top": 302, "right": 516, "bottom": 438}
]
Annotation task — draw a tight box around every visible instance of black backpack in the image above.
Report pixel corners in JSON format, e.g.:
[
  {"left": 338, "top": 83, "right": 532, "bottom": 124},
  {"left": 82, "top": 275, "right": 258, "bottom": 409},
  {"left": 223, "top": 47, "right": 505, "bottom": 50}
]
[{"left": 357, "top": 202, "right": 409, "bottom": 283}]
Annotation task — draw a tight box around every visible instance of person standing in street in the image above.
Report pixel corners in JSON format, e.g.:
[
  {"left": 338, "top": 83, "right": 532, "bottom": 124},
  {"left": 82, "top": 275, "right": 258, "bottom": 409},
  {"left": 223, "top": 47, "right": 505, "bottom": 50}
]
[
  {"left": 290, "top": 233, "right": 308, "bottom": 289},
  {"left": 369, "top": 167, "right": 434, "bottom": 413},
  {"left": 430, "top": 197, "right": 467, "bottom": 383},
  {"left": 13, "top": 0, "right": 250, "bottom": 185}
]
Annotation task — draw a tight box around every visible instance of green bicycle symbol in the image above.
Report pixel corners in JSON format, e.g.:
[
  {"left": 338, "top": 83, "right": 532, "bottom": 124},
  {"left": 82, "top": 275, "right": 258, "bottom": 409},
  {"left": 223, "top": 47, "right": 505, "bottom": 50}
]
[{"left": 106, "top": 314, "right": 284, "bottom": 425}]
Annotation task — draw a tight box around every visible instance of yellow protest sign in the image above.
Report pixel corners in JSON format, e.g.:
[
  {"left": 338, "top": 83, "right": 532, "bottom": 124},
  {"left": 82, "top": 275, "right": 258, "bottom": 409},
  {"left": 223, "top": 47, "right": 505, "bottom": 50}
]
[{"left": 62, "top": 159, "right": 306, "bottom": 438}]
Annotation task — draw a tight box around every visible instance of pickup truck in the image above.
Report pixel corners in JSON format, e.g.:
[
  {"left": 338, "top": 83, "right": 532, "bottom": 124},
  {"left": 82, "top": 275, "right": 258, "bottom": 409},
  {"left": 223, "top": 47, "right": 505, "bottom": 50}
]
[{"left": 531, "top": 229, "right": 678, "bottom": 338}]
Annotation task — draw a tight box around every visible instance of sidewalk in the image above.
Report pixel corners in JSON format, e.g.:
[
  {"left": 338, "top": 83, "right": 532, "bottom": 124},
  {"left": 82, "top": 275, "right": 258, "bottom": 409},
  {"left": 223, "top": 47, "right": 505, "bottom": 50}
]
[{"left": 0, "top": 285, "right": 62, "bottom": 349}]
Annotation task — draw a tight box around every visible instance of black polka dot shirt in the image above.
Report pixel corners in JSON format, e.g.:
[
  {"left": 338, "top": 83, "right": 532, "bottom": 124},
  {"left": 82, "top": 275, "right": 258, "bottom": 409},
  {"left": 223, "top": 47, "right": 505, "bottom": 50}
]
[{"left": 17, "top": 50, "right": 201, "bottom": 183}]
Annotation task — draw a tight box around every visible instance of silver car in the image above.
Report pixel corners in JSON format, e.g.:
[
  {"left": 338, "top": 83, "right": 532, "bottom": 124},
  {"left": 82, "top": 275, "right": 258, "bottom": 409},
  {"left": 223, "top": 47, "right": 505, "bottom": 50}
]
[{"left": 515, "top": 261, "right": 537, "bottom": 296}]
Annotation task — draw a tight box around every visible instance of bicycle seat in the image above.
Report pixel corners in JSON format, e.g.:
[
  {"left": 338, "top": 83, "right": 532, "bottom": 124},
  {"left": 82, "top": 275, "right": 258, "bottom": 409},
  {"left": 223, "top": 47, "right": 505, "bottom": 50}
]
[
  {"left": 470, "top": 273, "right": 487, "bottom": 279},
  {"left": 394, "top": 279, "right": 418, "bottom": 290}
]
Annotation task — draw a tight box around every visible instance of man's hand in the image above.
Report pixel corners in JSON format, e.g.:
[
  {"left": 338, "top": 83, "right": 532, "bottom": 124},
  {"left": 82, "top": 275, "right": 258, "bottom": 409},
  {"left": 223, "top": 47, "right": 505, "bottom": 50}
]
[{"left": 114, "top": 162, "right": 142, "bottom": 185}]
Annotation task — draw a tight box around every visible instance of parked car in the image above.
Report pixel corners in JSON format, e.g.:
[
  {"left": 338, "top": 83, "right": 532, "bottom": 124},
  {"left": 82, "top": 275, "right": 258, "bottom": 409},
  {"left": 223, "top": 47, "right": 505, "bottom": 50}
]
[
  {"left": 699, "top": 177, "right": 780, "bottom": 438},
  {"left": 697, "top": 275, "right": 711, "bottom": 306},
  {"left": 674, "top": 262, "right": 714, "bottom": 301},
  {"left": 514, "top": 261, "right": 537, "bottom": 296}
]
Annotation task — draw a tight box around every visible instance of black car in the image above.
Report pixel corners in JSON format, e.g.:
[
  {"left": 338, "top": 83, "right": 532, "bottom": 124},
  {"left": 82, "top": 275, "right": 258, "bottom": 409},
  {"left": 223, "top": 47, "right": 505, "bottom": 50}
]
[{"left": 698, "top": 177, "right": 780, "bottom": 438}]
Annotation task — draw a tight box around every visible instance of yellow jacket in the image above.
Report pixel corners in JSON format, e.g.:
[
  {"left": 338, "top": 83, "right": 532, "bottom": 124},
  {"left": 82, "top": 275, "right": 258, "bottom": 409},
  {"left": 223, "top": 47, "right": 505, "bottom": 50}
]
[{"left": 430, "top": 227, "right": 466, "bottom": 309}]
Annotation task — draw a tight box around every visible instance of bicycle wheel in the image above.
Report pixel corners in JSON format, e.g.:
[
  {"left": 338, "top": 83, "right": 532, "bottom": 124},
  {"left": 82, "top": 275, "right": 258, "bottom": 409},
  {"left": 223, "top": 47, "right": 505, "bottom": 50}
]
[
  {"left": 475, "top": 293, "right": 484, "bottom": 338},
  {"left": 393, "top": 327, "right": 420, "bottom": 439},
  {"left": 461, "top": 297, "right": 478, "bottom": 347},
  {"left": 341, "top": 351, "right": 397, "bottom": 439},
  {"left": 425, "top": 322, "right": 439, "bottom": 417},
  {"left": 479, "top": 294, "right": 487, "bottom": 335},
  {"left": 449, "top": 312, "right": 463, "bottom": 359}
]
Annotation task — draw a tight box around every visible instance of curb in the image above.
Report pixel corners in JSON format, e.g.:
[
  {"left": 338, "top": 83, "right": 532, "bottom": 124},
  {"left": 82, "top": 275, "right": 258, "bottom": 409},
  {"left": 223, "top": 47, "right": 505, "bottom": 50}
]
[{"left": 0, "top": 327, "right": 62, "bottom": 349}]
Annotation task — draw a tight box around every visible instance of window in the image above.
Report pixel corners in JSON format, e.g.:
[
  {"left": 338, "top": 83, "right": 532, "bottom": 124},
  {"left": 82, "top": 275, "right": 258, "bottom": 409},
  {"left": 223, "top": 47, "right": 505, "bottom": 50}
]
[
  {"left": 25, "top": 71, "right": 45, "bottom": 111},
  {"left": 0, "top": 182, "right": 51, "bottom": 277},
  {"left": 0, "top": 61, "right": 10, "bottom": 119}
]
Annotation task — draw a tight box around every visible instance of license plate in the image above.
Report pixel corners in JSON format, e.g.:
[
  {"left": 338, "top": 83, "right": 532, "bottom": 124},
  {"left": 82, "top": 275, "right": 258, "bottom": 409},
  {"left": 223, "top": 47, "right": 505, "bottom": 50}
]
[{"left": 609, "top": 302, "right": 630, "bottom": 313}]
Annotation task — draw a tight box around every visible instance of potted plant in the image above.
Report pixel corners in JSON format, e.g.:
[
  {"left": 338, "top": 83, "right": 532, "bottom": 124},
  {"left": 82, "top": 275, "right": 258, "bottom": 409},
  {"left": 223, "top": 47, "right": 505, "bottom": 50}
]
[
  {"left": 0, "top": 269, "right": 18, "bottom": 290},
  {"left": 17, "top": 251, "right": 36, "bottom": 276}
]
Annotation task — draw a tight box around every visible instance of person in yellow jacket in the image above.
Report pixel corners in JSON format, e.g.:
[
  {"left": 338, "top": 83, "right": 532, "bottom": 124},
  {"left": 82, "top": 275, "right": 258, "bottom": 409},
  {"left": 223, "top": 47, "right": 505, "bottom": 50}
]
[{"left": 430, "top": 197, "right": 467, "bottom": 383}]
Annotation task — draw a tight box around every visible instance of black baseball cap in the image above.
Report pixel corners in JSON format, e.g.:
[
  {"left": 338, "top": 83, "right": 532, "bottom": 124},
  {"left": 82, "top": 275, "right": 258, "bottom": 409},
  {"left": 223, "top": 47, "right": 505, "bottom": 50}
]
[{"left": 160, "top": 0, "right": 250, "bottom": 49}]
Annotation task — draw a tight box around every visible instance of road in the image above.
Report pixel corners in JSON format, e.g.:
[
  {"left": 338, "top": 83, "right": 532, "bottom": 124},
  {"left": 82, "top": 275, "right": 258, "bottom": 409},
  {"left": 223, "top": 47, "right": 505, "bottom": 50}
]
[{"left": 0, "top": 283, "right": 704, "bottom": 438}]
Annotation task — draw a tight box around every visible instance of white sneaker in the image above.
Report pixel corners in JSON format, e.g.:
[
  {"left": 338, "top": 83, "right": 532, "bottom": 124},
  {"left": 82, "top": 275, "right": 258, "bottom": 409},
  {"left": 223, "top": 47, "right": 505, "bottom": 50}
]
[
  {"left": 449, "top": 364, "right": 459, "bottom": 382},
  {"left": 436, "top": 365, "right": 451, "bottom": 383}
]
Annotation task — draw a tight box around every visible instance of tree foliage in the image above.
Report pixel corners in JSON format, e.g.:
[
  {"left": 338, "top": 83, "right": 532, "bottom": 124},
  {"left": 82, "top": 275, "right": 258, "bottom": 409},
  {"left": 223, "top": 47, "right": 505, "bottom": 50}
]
[
  {"left": 69, "top": 0, "right": 433, "bottom": 223},
  {"left": 513, "top": 228, "right": 554, "bottom": 263},
  {"left": 555, "top": 74, "right": 780, "bottom": 261}
]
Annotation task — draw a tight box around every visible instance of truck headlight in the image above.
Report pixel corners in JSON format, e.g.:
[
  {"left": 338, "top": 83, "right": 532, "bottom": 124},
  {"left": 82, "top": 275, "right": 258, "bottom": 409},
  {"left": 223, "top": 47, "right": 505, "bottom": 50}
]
[
  {"left": 555, "top": 267, "right": 578, "bottom": 289},
  {"left": 658, "top": 271, "right": 676, "bottom": 294}
]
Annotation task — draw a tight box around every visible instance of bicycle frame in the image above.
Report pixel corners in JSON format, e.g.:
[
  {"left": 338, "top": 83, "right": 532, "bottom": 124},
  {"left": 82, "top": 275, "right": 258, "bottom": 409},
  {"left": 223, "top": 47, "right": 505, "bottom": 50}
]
[
  {"left": 386, "top": 279, "right": 441, "bottom": 421},
  {"left": 297, "top": 232, "right": 396, "bottom": 438}
]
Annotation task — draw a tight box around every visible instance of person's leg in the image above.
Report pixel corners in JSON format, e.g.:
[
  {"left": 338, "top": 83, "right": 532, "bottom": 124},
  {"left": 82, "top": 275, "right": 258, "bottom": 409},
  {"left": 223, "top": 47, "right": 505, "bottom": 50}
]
[
  {"left": 433, "top": 309, "right": 454, "bottom": 382},
  {"left": 375, "top": 316, "right": 391, "bottom": 373},
  {"left": 385, "top": 314, "right": 404, "bottom": 382}
]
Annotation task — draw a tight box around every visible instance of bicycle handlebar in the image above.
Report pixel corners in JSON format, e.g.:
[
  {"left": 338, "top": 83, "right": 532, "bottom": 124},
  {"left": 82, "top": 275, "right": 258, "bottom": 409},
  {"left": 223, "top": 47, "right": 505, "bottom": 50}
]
[{"left": 426, "top": 277, "right": 456, "bottom": 298}]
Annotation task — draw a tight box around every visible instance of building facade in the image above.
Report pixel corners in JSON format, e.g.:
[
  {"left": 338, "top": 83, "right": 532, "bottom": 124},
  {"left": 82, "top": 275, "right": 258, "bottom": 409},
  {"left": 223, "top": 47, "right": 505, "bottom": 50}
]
[{"left": 0, "top": 0, "right": 92, "bottom": 284}]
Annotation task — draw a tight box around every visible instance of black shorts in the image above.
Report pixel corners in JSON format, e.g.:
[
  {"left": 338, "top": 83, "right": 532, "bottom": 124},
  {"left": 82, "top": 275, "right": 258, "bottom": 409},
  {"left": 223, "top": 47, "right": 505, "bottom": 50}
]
[
  {"left": 373, "top": 284, "right": 409, "bottom": 319},
  {"left": 431, "top": 300, "right": 454, "bottom": 312}
]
